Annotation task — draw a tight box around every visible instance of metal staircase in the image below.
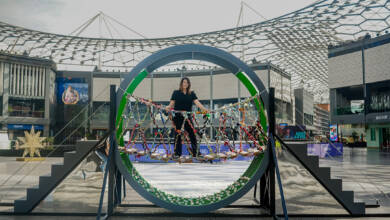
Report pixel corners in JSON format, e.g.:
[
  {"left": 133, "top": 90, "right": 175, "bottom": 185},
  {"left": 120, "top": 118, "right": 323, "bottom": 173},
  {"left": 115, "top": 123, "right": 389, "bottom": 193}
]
[
  {"left": 276, "top": 136, "right": 365, "bottom": 215},
  {"left": 14, "top": 140, "right": 104, "bottom": 213}
]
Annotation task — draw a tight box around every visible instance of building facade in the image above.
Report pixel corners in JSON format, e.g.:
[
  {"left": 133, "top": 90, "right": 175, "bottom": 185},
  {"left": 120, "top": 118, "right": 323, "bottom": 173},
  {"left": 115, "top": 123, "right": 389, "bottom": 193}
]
[
  {"left": 294, "top": 88, "right": 315, "bottom": 135},
  {"left": 329, "top": 33, "right": 390, "bottom": 149},
  {"left": 56, "top": 63, "right": 294, "bottom": 143},
  {"left": 0, "top": 51, "right": 294, "bottom": 145},
  {"left": 314, "top": 104, "right": 330, "bottom": 137},
  {"left": 0, "top": 52, "right": 56, "bottom": 146}
]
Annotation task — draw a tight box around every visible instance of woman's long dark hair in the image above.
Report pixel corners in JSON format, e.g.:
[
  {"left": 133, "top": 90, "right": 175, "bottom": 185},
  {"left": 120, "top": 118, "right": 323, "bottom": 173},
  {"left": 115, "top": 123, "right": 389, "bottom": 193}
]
[{"left": 179, "top": 77, "right": 191, "bottom": 94}]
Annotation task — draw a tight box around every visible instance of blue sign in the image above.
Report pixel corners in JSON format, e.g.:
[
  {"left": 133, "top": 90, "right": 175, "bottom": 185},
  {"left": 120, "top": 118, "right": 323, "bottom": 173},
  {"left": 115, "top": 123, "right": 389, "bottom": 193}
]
[
  {"left": 58, "top": 82, "right": 88, "bottom": 105},
  {"left": 8, "top": 124, "right": 44, "bottom": 130},
  {"left": 277, "top": 125, "right": 307, "bottom": 140},
  {"left": 56, "top": 77, "right": 86, "bottom": 84}
]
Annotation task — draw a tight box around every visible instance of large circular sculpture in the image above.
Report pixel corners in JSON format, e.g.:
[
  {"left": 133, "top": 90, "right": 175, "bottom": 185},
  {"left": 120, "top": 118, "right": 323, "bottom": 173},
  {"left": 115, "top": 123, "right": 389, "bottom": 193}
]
[{"left": 115, "top": 44, "right": 269, "bottom": 213}]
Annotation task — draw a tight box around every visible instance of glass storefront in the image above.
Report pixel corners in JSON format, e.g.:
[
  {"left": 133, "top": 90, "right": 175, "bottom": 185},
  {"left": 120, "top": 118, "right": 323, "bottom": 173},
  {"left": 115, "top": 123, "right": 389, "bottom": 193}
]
[
  {"left": 335, "top": 86, "right": 364, "bottom": 115},
  {"left": 339, "top": 124, "right": 366, "bottom": 147},
  {"left": 368, "top": 80, "right": 390, "bottom": 113},
  {"left": 381, "top": 127, "right": 390, "bottom": 151},
  {"left": 8, "top": 97, "right": 44, "bottom": 118}
]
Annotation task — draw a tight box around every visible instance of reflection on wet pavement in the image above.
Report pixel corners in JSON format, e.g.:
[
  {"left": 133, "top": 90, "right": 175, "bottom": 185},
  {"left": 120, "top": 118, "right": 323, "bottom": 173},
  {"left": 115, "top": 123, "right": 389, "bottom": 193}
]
[{"left": 0, "top": 146, "right": 389, "bottom": 216}]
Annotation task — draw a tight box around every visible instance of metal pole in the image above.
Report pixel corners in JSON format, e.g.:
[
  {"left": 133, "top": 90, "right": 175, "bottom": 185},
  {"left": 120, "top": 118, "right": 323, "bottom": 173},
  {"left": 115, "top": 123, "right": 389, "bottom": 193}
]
[
  {"left": 210, "top": 71, "right": 214, "bottom": 140},
  {"left": 107, "top": 85, "right": 116, "bottom": 216},
  {"left": 362, "top": 40, "right": 367, "bottom": 124},
  {"left": 269, "top": 87, "right": 276, "bottom": 215},
  {"left": 259, "top": 87, "right": 276, "bottom": 212}
]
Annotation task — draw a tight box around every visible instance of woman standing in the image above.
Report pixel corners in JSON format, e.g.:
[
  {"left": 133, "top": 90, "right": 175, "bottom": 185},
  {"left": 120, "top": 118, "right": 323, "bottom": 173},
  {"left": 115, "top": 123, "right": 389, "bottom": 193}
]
[{"left": 165, "top": 77, "right": 208, "bottom": 158}]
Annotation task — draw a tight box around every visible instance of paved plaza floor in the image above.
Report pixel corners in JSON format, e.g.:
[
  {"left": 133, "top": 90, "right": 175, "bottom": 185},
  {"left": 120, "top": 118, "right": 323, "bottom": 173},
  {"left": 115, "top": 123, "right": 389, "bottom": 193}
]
[{"left": 0, "top": 147, "right": 389, "bottom": 219}]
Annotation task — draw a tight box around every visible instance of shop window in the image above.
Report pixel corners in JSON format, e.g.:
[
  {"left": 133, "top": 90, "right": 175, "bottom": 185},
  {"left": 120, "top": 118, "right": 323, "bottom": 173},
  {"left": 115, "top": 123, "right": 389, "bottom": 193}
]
[
  {"left": 368, "top": 80, "right": 390, "bottom": 113},
  {"left": 8, "top": 97, "right": 44, "bottom": 118},
  {"left": 371, "top": 128, "right": 376, "bottom": 141},
  {"left": 335, "top": 85, "right": 364, "bottom": 115}
]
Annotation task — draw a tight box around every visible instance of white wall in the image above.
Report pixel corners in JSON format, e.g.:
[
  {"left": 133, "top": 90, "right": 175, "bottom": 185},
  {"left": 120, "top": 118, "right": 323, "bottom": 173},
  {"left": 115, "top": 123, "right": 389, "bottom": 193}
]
[
  {"left": 255, "top": 69, "right": 268, "bottom": 92},
  {"left": 92, "top": 68, "right": 290, "bottom": 102},
  {"left": 365, "top": 43, "right": 390, "bottom": 83},
  {"left": 328, "top": 51, "right": 363, "bottom": 88},
  {"left": 93, "top": 78, "right": 120, "bottom": 101},
  {"left": 213, "top": 73, "right": 238, "bottom": 99},
  {"left": 153, "top": 77, "right": 181, "bottom": 102},
  {"left": 187, "top": 75, "right": 210, "bottom": 100},
  {"left": 133, "top": 78, "right": 151, "bottom": 99}
]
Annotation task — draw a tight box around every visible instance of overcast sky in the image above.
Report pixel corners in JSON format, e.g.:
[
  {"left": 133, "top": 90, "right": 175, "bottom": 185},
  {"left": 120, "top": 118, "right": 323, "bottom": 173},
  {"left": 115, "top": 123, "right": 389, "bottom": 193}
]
[{"left": 0, "top": 0, "right": 315, "bottom": 38}]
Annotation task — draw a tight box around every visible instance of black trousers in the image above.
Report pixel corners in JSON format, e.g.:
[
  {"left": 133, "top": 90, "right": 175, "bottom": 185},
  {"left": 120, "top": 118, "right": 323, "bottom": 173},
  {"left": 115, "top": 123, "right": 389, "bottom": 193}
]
[{"left": 173, "top": 114, "right": 198, "bottom": 157}]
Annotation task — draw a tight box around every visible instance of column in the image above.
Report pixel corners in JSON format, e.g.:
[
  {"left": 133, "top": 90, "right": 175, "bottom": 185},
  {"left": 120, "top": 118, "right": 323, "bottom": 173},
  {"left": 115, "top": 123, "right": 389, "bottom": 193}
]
[
  {"left": 38, "top": 66, "right": 42, "bottom": 97},
  {"left": 44, "top": 68, "right": 50, "bottom": 119},
  {"left": 35, "top": 66, "right": 38, "bottom": 97},
  {"left": 41, "top": 66, "right": 46, "bottom": 96},
  {"left": 21, "top": 64, "right": 25, "bottom": 96},
  {"left": 12, "top": 64, "right": 16, "bottom": 95},
  {"left": 15, "top": 64, "right": 20, "bottom": 95},
  {"left": 3, "top": 63, "right": 10, "bottom": 117},
  {"left": 28, "top": 65, "right": 31, "bottom": 96},
  {"left": 23, "top": 65, "right": 27, "bottom": 96},
  {"left": 43, "top": 124, "right": 49, "bottom": 136}
]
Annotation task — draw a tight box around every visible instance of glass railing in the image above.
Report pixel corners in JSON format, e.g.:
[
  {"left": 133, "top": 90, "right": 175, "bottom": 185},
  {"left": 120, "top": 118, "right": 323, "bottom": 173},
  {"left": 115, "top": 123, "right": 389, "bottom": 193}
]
[
  {"left": 368, "top": 104, "right": 390, "bottom": 113},
  {"left": 335, "top": 105, "right": 390, "bottom": 115},
  {"left": 8, "top": 110, "right": 44, "bottom": 118},
  {"left": 335, "top": 107, "right": 364, "bottom": 115},
  {"left": 369, "top": 95, "right": 390, "bottom": 113}
]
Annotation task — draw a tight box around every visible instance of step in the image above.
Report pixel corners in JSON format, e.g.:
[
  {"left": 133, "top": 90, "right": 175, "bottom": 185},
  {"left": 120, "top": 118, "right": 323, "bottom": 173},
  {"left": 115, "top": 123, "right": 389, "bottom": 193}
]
[
  {"left": 26, "top": 187, "right": 41, "bottom": 201},
  {"left": 288, "top": 144, "right": 308, "bottom": 156},
  {"left": 305, "top": 155, "right": 319, "bottom": 168},
  {"left": 281, "top": 141, "right": 365, "bottom": 215},
  {"left": 64, "top": 151, "right": 77, "bottom": 162},
  {"left": 14, "top": 199, "right": 29, "bottom": 213},
  {"left": 14, "top": 140, "right": 103, "bottom": 214},
  {"left": 39, "top": 175, "right": 53, "bottom": 189},
  {"left": 341, "top": 190, "right": 355, "bottom": 203},
  {"left": 51, "top": 163, "right": 66, "bottom": 175},
  {"left": 326, "top": 178, "right": 343, "bottom": 192},
  {"left": 317, "top": 167, "right": 331, "bottom": 180},
  {"left": 76, "top": 141, "right": 99, "bottom": 154},
  {"left": 352, "top": 202, "right": 366, "bottom": 215}
]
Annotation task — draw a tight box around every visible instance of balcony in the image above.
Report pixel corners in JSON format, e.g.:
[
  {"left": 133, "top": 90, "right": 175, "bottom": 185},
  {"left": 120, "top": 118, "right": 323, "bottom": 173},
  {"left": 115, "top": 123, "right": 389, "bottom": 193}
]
[
  {"left": 8, "top": 110, "right": 44, "bottom": 118},
  {"left": 335, "top": 106, "right": 364, "bottom": 116}
]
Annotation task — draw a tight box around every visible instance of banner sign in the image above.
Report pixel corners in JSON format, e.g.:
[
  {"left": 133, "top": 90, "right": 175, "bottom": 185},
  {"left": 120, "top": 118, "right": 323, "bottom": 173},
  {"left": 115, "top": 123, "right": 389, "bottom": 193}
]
[
  {"left": 7, "top": 124, "right": 44, "bottom": 130},
  {"left": 58, "top": 83, "right": 88, "bottom": 105},
  {"left": 329, "top": 124, "right": 338, "bottom": 142}
]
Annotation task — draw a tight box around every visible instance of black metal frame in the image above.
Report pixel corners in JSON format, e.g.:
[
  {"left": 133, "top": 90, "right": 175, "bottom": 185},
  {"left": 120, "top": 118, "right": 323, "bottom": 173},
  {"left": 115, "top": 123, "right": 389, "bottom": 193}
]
[
  {"left": 0, "top": 86, "right": 378, "bottom": 218},
  {"left": 94, "top": 86, "right": 279, "bottom": 219}
]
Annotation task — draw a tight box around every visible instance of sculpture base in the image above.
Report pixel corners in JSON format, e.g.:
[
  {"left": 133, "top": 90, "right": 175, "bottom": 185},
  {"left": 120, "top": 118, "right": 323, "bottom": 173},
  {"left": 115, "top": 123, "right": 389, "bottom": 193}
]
[{"left": 16, "top": 157, "right": 45, "bottom": 162}]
